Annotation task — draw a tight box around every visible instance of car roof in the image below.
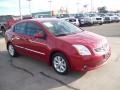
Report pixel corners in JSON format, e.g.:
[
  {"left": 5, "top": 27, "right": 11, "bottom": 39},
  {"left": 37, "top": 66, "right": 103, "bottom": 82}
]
[
  {"left": 20, "top": 18, "right": 60, "bottom": 23},
  {"left": 13, "top": 18, "right": 60, "bottom": 27}
]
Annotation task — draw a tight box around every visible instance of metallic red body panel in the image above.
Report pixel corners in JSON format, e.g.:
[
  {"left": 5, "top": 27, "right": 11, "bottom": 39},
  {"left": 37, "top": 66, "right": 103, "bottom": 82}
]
[{"left": 5, "top": 18, "right": 111, "bottom": 72}]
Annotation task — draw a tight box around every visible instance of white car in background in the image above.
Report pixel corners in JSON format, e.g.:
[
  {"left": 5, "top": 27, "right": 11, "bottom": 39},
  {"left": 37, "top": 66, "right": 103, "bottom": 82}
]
[
  {"left": 59, "top": 14, "right": 79, "bottom": 26},
  {"left": 106, "top": 13, "right": 120, "bottom": 22},
  {"left": 98, "top": 13, "right": 112, "bottom": 23},
  {"left": 85, "top": 13, "right": 104, "bottom": 25},
  {"left": 75, "top": 13, "right": 103, "bottom": 26},
  {"left": 115, "top": 13, "right": 120, "bottom": 21}
]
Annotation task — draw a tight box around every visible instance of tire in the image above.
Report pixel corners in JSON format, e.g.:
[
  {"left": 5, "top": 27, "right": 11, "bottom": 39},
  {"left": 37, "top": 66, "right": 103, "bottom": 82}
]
[
  {"left": 78, "top": 20, "right": 81, "bottom": 27},
  {"left": 99, "top": 23, "right": 103, "bottom": 25},
  {"left": 116, "top": 21, "right": 119, "bottom": 23},
  {"left": 52, "top": 53, "right": 70, "bottom": 75},
  {"left": 1, "top": 28, "right": 6, "bottom": 37},
  {"left": 8, "top": 43, "right": 17, "bottom": 57}
]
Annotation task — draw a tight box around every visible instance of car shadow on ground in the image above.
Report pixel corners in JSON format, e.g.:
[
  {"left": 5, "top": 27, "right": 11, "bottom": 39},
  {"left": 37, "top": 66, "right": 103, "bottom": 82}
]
[{"left": 0, "top": 50, "right": 86, "bottom": 90}]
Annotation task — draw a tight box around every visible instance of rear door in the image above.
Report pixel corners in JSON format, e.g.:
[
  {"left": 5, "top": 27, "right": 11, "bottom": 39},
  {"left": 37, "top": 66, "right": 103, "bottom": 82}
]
[{"left": 12, "top": 22, "right": 28, "bottom": 54}]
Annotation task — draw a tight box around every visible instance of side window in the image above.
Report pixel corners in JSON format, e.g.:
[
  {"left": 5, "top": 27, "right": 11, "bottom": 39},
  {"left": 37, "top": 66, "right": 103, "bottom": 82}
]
[
  {"left": 26, "top": 22, "right": 44, "bottom": 36},
  {"left": 14, "top": 23, "right": 26, "bottom": 34}
]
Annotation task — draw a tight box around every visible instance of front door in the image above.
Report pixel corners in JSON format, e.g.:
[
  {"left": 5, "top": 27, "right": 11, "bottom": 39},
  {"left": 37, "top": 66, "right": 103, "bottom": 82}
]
[{"left": 24, "top": 22, "right": 49, "bottom": 62}]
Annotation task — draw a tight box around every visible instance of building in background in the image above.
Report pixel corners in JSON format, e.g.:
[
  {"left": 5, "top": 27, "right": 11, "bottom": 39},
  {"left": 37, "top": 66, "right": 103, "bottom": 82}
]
[{"left": 32, "top": 11, "right": 54, "bottom": 18}]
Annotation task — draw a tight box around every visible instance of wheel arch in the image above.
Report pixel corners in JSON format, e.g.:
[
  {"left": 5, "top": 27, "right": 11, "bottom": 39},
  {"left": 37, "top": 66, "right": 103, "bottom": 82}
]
[
  {"left": 49, "top": 50, "right": 71, "bottom": 69},
  {"left": 6, "top": 41, "right": 12, "bottom": 50}
]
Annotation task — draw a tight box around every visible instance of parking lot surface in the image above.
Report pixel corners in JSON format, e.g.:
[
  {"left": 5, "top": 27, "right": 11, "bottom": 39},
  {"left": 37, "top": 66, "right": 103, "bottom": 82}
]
[{"left": 0, "top": 23, "right": 120, "bottom": 90}]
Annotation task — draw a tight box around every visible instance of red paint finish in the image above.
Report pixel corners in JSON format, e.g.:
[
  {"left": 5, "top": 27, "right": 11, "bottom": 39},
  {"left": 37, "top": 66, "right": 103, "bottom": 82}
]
[{"left": 5, "top": 18, "right": 111, "bottom": 72}]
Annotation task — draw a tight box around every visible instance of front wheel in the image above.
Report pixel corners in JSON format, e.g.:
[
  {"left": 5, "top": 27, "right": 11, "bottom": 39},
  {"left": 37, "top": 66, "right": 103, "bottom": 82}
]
[
  {"left": 52, "top": 53, "right": 70, "bottom": 75},
  {"left": 8, "top": 44, "right": 17, "bottom": 57}
]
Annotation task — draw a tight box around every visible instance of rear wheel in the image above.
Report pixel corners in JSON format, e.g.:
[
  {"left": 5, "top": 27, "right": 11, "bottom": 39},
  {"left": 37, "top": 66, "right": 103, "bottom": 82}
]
[
  {"left": 52, "top": 53, "right": 70, "bottom": 75},
  {"left": 78, "top": 20, "right": 81, "bottom": 27},
  {"left": 8, "top": 44, "right": 17, "bottom": 57},
  {"left": 1, "top": 27, "right": 6, "bottom": 37}
]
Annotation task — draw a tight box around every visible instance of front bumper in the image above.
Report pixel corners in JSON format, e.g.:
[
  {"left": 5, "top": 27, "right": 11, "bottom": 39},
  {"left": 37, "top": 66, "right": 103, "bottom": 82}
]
[
  {"left": 69, "top": 49, "right": 111, "bottom": 72},
  {"left": 93, "top": 20, "right": 103, "bottom": 24}
]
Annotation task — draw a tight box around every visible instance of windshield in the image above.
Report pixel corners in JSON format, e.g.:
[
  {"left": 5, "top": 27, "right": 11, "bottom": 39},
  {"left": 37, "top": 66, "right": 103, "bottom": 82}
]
[
  {"left": 60, "top": 14, "right": 69, "bottom": 18},
  {"left": 98, "top": 14, "right": 105, "bottom": 17},
  {"left": 89, "top": 14, "right": 96, "bottom": 17},
  {"left": 107, "top": 14, "right": 114, "bottom": 16},
  {"left": 43, "top": 20, "right": 82, "bottom": 36},
  {"left": 76, "top": 14, "right": 84, "bottom": 18}
]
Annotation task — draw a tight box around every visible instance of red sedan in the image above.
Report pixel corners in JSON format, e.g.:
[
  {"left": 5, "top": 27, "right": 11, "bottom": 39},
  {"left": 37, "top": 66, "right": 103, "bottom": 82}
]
[{"left": 5, "top": 18, "right": 111, "bottom": 74}]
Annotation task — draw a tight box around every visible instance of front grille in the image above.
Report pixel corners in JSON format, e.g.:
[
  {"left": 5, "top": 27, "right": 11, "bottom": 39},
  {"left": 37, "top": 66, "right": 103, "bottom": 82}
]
[
  {"left": 105, "top": 17, "right": 110, "bottom": 20},
  {"left": 69, "top": 19, "right": 76, "bottom": 22},
  {"left": 114, "top": 17, "right": 118, "bottom": 20},
  {"left": 96, "top": 18, "right": 101, "bottom": 20}
]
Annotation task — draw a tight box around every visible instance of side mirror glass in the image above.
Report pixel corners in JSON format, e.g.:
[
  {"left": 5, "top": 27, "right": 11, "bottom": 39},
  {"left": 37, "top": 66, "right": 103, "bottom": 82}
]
[{"left": 34, "top": 33, "right": 44, "bottom": 39}]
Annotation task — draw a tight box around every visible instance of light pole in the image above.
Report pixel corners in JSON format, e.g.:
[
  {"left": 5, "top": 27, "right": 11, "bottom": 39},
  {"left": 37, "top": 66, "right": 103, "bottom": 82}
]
[
  {"left": 91, "top": 0, "right": 93, "bottom": 12},
  {"left": 19, "top": 0, "right": 22, "bottom": 19},
  {"left": 83, "top": 4, "right": 88, "bottom": 13},
  {"left": 48, "top": 0, "right": 52, "bottom": 16},
  {"left": 76, "top": 2, "right": 80, "bottom": 14},
  {"left": 27, "top": 0, "right": 32, "bottom": 16}
]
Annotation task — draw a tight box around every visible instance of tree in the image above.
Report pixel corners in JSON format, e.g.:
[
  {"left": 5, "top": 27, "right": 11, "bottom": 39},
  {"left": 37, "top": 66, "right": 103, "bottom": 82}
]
[{"left": 98, "top": 6, "right": 108, "bottom": 13}]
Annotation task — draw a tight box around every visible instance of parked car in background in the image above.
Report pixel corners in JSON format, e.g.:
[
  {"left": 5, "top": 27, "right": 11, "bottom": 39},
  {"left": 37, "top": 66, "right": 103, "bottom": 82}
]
[
  {"left": 86, "top": 13, "right": 104, "bottom": 25},
  {"left": 98, "top": 13, "right": 111, "bottom": 23},
  {"left": 75, "top": 13, "right": 94, "bottom": 26},
  {"left": 75, "top": 13, "right": 88, "bottom": 26},
  {"left": 22, "top": 15, "right": 33, "bottom": 19},
  {"left": 5, "top": 18, "right": 111, "bottom": 75},
  {"left": 0, "top": 15, "right": 19, "bottom": 36},
  {"left": 59, "top": 14, "right": 79, "bottom": 26},
  {"left": 75, "top": 13, "right": 104, "bottom": 26},
  {"left": 106, "top": 13, "right": 119, "bottom": 22},
  {"left": 115, "top": 13, "right": 120, "bottom": 21}
]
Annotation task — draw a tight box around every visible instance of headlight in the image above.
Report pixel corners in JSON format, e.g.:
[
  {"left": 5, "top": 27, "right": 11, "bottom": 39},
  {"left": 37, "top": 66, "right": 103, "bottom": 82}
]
[{"left": 73, "top": 45, "right": 91, "bottom": 55}]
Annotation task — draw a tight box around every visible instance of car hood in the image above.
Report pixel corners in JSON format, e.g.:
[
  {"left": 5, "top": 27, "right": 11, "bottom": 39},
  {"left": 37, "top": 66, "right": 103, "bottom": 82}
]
[{"left": 57, "top": 31, "right": 105, "bottom": 48}]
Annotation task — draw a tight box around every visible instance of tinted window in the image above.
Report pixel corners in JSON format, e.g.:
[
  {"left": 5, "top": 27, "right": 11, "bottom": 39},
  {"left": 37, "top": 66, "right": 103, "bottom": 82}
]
[
  {"left": 89, "top": 14, "right": 96, "bottom": 17},
  {"left": 14, "top": 22, "right": 26, "bottom": 34},
  {"left": 26, "top": 22, "right": 44, "bottom": 36}
]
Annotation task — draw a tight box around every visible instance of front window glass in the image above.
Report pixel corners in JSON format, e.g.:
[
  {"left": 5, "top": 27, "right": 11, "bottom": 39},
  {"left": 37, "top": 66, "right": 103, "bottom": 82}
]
[
  {"left": 76, "top": 14, "right": 84, "bottom": 17},
  {"left": 107, "top": 14, "right": 114, "bottom": 16},
  {"left": 43, "top": 20, "right": 82, "bottom": 36},
  {"left": 89, "top": 14, "right": 96, "bottom": 17},
  {"left": 26, "top": 22, "right": 44, "bottom": 36}
]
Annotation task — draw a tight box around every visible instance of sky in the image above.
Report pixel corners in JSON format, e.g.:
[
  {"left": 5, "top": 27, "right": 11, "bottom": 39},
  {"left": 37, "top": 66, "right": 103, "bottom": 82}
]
[{"left": 0, "top": 0, "right": 120, "bottom": 15}]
